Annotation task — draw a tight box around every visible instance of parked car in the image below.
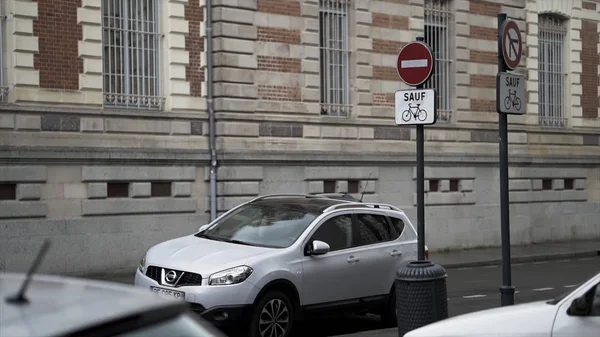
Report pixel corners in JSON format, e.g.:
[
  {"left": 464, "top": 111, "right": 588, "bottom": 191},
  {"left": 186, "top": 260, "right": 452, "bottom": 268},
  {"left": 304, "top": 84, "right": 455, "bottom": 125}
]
[
  {"left": 1, "top": 271, "right": 225, "bottom": 337},
  {"left": 405, "top": 271, "right": 600, "bottom": 337},
  {"left": 135, "top": 193, "right": 428, "bottom": 337}
]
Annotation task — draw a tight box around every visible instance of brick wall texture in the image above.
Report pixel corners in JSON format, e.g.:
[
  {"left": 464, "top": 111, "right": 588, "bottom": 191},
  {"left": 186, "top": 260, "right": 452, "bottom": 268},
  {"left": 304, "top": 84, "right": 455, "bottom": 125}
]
[
  {"left": 33, "top": 0, "right": 83, "bottom": 90},
  {"left": 372, "top": 39, "right": 405, "bottom": 55},
  {"left": 372, "top": 13, "right": 409, "bottom": 30},
  {"left": 258, "top": 27, "right": 301, "bottom": 44},
  {"left": 469, "top": 0, "right": 502, "bottom": 16},
  {"left": 185, "top": 0, "right": 204, "bottom": 97},
  {"left": 581, "top": 20, "right": 599, "bottom": 119},
  {"left": 257, "top": 0, "right": 301, "bottom": 16},
  {"left": 582, "top": 1, "right": 597, "bottom": 11},
  {"left": 255, "top": 0, "right": 303, "bottom": 101},
  {"left": 258, "top": 85, "right": 301, "bottom": 101}
]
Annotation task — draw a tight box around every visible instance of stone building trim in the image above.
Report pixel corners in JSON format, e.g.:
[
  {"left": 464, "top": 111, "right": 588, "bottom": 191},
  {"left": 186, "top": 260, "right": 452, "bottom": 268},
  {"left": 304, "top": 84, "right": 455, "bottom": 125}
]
[
  {"left": 4, "top": 0, "right": 40, "bottom": 104},
  {"left": 77, "top": 0, "right": 103, "bottom": 105}
]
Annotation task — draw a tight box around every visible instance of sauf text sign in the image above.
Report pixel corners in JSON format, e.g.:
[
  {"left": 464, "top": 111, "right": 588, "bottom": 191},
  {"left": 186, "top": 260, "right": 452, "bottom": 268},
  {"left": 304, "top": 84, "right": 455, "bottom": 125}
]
[
  {"left": 395, "top": 88, "right": 436, "bottom": 125},
  {"left": 497, "top": 72, "right": 526, "bottom": 114}
]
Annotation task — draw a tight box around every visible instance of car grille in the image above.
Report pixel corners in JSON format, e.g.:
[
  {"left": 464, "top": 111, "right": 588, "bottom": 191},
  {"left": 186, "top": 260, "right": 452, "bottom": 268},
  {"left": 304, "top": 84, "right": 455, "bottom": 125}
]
[
  {"left": 146, "top": 266, "right": 162, "bottom": 283},
  {"left": 145, "top": 266, "right": 203, "bottom": 287}
]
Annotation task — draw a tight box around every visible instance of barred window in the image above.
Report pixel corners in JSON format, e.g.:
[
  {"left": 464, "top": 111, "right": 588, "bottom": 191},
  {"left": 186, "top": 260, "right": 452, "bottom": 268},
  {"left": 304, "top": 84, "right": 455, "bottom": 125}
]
[
  {"left": 538, "top": 14, "right": 567, "bottom": 128},
  {"left": 424, "top": 0, "right": 453, "bottom": 122},
  {"left": 319, "top": 0, "right": 351, "bottom": 117},
  {"left": 102, "top": 0, "right": 164, "bottom": 110},
  {"left": 0, "top": 2, "right": 7, "bottom": 103}
]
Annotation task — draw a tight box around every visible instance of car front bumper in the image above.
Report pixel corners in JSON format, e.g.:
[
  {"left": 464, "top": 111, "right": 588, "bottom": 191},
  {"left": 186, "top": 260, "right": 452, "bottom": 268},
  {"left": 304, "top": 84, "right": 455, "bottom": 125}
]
[{"left": 135, "top": 268, "right": 259, "bottom": 327}]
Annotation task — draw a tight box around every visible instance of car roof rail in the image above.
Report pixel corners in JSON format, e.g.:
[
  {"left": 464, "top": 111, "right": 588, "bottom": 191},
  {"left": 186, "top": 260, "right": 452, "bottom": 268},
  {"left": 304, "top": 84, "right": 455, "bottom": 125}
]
[
  {"left": 249, "top": 193, "right": 322, "bottom": 202},
  {"left": 315, "top": 193, "right": 345, "bottom": 197},
  {"left": 323, "top": 202, "right": 403, "bottom": 213}
]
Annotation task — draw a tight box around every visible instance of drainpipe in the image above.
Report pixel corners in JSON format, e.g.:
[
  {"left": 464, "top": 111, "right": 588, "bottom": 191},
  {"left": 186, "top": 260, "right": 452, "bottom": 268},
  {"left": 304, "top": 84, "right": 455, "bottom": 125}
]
[{"left": 206, "top": 0, "right": 217, "bottom": 221}]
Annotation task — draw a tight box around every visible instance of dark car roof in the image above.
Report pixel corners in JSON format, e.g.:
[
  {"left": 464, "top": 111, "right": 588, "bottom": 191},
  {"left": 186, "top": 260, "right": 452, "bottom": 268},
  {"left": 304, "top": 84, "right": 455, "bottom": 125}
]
[{"left": 250, "top": 197, "right": 352, "bottom": 214}]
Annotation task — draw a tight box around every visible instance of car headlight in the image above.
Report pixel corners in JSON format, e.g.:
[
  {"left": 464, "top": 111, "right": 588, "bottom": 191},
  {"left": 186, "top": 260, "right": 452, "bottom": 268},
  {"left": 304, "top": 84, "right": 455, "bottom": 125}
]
[
  {"left": 209, "top": 266, "right": 253, "bottom": 286},
  {"left": 138, "top": 255, "right": 146, "bottom": 273}
]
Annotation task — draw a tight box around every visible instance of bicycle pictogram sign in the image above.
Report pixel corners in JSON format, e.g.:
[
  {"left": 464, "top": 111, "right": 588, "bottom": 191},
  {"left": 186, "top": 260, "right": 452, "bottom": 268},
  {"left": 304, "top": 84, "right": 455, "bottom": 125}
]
[
  {"left": 402, "top": 103, "right": 428, "bottom": 122},
  {"left": 394, "top": 88, "right": 436, "bottom": 125},
  {"left": 504, "top": 89, "right": 522, "bottom": 111}
]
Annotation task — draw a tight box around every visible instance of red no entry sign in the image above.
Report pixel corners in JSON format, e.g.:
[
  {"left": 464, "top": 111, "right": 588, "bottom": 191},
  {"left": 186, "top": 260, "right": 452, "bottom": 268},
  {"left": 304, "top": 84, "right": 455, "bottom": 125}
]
[
  {"left": 501, "top": 20, "right": 522, "bottom": 70},
  {"left": 396, "top": 41, "right": 434, "bottom": 87}
]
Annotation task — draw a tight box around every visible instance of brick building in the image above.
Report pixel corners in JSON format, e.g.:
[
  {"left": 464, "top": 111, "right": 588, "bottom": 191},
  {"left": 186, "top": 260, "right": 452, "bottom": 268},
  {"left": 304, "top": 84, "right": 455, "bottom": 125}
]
[{"left": 0, "top": 0, "right": 599, "bottom": 275}]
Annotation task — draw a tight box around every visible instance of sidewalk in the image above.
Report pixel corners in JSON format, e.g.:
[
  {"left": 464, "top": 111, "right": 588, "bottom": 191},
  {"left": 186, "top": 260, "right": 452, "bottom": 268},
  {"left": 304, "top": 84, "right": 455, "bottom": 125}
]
[{"left": 84, "top": 239, "right": 600, "bottom": 285}]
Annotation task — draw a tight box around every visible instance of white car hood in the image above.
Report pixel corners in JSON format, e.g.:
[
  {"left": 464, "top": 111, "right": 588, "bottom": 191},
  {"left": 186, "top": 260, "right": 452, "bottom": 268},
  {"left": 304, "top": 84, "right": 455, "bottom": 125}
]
[
  {"left": 406, "top": 301, "right": 559, "bottom": 337},
  {"left": 146, "top": 235, "right": 276, "bottom": 276}
]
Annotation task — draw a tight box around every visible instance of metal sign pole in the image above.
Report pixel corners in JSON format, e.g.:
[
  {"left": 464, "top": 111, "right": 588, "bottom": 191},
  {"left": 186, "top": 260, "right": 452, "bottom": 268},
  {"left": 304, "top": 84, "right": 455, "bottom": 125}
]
[
  {"left": 394, "top": 36, "right": 447, "bottom": 336},
  {"left": 415, "top": 41, "right": 426, "bottom": 261},
  {"left": 497, "top": 12, "right": 515, "bottom": 307}
]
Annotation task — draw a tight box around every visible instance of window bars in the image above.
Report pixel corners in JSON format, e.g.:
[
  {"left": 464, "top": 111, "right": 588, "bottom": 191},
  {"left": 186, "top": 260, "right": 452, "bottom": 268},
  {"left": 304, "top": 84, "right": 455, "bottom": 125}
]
[
  {"left": 0, "top": 2, "right": 7, "bottom": 103},
  {"left": 102, "top": 0, "right": 164, "bottom": 110},
  {"left": 538, "top": 14, "right": 567, "bottom": 128},
  {"left": 319, "top": 0, "right": 351, "bottom": 117},
  {"left": 424, "top": 0, "right": 452, "bottom": 122}
]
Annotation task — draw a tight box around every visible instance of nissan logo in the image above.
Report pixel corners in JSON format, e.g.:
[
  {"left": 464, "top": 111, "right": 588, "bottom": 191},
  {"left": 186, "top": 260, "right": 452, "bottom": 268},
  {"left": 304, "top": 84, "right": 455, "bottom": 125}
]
[{"left": 165, "top": 270, "right": 177, "bottom": 283}]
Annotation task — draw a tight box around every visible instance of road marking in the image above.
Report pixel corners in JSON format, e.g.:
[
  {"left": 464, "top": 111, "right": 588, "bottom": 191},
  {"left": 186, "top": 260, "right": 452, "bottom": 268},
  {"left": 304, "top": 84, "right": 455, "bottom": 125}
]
[
  {"left": 456, "top": 267, "right": 472, "bottom": 271},
  {"left": 564, "top": 284, "right": 578, "bottom": 288},
  {"left": 533, "top": 261, "right": 549, "bottom": 265},
  {"left": 515, "top": 291, "right": 521, "bottom": 294},
  {"left": 462, "top": 294, "right": 487, "bottom": 299},
  {"left": 483, "top": 265, "right": 496, "bottom": 269},
  {"left": 578, "top": 257, "right": 593, "bottom": 261},
  {"left": 401, "top": 59, "right": 428, "bottom": 68},
  {"left": 557, "top": 259, "right": 570, "bottom": 263},
  {"left": 533, "top": 287, "right": 554, "bottom": 292}
]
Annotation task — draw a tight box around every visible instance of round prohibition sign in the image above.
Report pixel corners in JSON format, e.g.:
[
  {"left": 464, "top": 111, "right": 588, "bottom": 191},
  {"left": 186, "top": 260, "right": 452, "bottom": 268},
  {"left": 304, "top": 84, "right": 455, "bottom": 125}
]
[
  {"left": 396, "top": 41, "right": 434, "bottom": 86},
  {"left": 501, "top": 20, "right": 522, "bottom": 70}
]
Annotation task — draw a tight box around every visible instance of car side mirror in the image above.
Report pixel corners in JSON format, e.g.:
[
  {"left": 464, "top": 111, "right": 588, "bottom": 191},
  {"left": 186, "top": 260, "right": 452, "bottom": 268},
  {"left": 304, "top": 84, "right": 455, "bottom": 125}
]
[
  {"left": 198, "top": 224, "right": 210, "bottom": 233},
  {"left": 306, "top": 240, "right": 330, "bottom": 256},
  {"left": 567, "top": 296, "right": 590, "bottom": 316}
]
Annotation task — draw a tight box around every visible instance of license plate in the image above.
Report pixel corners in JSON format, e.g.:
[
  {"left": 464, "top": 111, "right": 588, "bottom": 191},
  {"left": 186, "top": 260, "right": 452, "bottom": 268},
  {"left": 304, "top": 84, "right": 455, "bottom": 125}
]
[{"left": 150, "top": 286, "right": 185, "bottom": 300}]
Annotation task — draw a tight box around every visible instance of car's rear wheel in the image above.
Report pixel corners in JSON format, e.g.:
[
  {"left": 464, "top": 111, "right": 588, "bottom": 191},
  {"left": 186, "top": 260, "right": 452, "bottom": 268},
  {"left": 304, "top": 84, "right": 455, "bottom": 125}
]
[
  {"left": 381, "top": 286, "right": 397, "bottom": 327},
  {"left": 248, "top": 291, "right": 294, "bottom": 337}
]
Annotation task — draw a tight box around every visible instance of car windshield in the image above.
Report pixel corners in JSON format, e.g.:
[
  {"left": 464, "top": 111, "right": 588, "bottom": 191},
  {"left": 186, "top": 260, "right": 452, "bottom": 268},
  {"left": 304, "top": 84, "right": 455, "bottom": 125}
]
[{"left": 196, "top": 203, "right": 317, "bottom": 248}]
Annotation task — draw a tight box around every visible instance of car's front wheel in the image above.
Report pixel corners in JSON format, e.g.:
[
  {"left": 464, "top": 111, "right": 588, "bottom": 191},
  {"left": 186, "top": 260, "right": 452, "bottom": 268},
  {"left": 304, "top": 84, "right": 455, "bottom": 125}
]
[{"left": 248, "top": 291, "right": 294, "bottom": 337}]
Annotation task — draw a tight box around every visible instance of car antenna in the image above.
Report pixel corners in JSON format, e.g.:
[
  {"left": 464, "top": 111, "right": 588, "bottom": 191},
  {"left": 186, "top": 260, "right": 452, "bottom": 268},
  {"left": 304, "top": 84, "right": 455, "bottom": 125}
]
[
  {"left": 359, "top": 173, "right": 372, "bottom": 202},
  {"left": 5, "top": 239, "right": 51, "bottom": 305}
]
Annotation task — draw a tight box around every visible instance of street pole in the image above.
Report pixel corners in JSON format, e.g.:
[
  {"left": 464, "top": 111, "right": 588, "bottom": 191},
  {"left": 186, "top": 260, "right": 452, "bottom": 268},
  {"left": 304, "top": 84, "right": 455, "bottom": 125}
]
[
  {"left": 416, "top": 36, "right": 426, "bottom": 262},
  {"left": 497, "top": 13, "right": 515, "bottom": 306}
]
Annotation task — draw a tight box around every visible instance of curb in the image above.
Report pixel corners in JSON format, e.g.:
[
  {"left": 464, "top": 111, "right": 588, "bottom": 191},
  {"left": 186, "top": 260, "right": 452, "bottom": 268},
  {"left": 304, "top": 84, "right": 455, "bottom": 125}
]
[{"left": 441, "top": 249, "right": 600, "bottom": 269}]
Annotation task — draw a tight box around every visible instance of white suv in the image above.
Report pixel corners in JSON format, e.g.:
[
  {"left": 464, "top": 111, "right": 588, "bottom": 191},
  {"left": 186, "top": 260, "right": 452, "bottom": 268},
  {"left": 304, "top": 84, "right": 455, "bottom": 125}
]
[{"left": 134, "top": 194, "right": 427, "bottom": 337}]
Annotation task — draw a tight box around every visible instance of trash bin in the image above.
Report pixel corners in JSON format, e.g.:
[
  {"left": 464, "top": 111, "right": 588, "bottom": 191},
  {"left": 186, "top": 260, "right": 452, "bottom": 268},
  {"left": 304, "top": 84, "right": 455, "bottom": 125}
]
[{"left": 395, "top": 260, "right": 448, "bottom": 337}]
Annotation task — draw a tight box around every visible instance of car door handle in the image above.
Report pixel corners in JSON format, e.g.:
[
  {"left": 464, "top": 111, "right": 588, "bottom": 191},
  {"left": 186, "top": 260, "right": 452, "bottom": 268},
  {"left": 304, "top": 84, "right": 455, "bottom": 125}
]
[
  {"left": 391, "top": 250, "right": 403, "bottom": 257},
  {"left": 347, "top": 256, "right": 360, "bottom": 263}
]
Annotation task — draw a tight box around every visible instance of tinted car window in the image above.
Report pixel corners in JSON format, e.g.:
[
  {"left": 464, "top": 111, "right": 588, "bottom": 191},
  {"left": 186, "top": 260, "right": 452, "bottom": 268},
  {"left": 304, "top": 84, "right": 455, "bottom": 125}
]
[
  {"left": 199, "top": 204, "right": 317, "bottom": 248},
  {"left": 355, "top": 214, "right": 394, "bottom": 246},
  {"left": 389, "top": 216, "right": 405, "bottom": 238},
  {"left": 114, "top": 313, "right": 222, "bottom": 337},
  {"left": 591, "top": 284, "right": 600, "bottom": 316},
  {"left": 310, "top": 215, "right": 353, "bottom": 251}
]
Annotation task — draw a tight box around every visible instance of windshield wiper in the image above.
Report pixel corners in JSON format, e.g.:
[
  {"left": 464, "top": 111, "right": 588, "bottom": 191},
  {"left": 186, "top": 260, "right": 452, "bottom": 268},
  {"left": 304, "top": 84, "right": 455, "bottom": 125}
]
[{"left": 195, "top": 233, "right": 256, "bottom": 246}]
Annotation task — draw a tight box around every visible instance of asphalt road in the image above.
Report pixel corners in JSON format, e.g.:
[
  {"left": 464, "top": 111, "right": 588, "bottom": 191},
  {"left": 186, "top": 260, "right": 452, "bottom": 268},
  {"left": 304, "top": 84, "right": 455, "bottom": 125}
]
[{"left": 294, "top": 256, "right": 600, "bottom": 337}]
